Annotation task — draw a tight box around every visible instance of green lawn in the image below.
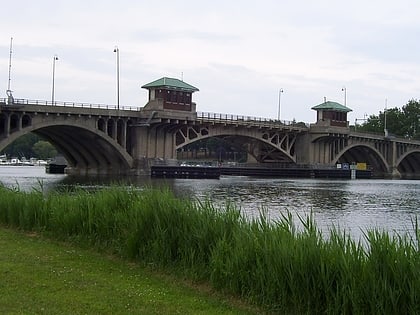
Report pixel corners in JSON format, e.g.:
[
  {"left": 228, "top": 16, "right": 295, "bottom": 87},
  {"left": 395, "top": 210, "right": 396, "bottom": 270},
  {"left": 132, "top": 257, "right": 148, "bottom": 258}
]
[{"left": 0, "top": 227, "right": 260, "bottom": 315}]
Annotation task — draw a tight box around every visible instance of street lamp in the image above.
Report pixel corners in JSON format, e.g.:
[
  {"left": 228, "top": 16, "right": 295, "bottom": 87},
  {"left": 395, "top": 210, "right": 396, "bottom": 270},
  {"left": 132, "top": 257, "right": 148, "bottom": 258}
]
[
  {"left": 51, "top": 55, "right": 58, "bottom": 105},
  {"left": 6, "top": 37, "right": 14, "bottom": 104},
  {"left": 113, "top": 46, "right": 120, "bottom": 110},
  {"left": 384, "top": 98, "right": 388, "bottom": 137},
  {"left": 342, "top": 87, "right": 347, "bottom": 107},
  {"left": 277, "top": 88, "right": 284, "bottom": 120}
]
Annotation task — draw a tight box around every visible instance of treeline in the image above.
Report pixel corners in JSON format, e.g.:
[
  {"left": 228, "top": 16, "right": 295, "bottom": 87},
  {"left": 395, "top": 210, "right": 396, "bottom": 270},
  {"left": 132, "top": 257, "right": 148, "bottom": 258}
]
[
  {"left": 1, "top": 133, "right": 57, "bottom": 160},
  {"left": 356, "top": 99, "right": 420, "bottom": 139},
  {"left": 177, "top": 137, "right": 248, "bottom": 162}
]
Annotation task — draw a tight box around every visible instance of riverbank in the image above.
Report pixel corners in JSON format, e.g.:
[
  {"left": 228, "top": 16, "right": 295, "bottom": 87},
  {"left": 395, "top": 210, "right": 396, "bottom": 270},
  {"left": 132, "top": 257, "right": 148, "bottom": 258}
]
[
  {"left": 0, "top": 185, "right": 418, "bottom": 314},
  {"left": 0, "top": 227, "right": 258, "bottom": 314}
]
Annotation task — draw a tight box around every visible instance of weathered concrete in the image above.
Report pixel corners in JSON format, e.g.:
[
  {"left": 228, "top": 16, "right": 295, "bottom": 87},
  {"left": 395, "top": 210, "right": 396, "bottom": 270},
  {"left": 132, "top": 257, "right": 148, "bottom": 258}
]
[{"left": 1, "top": 99, "right": 420, "bottom": 178}]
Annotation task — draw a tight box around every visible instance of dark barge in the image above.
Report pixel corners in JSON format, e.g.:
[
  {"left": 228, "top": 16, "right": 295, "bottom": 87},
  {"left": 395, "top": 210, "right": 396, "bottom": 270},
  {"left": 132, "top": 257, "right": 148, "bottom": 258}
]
[
  {"left": 151, "top": 165, "right": 221, "bottom": 179},
  {"left": 220, "top": 166, "right": 371, "bottom": 179},
  {"left": 151, "top": 165, "right": 372, "bottom": 179}
]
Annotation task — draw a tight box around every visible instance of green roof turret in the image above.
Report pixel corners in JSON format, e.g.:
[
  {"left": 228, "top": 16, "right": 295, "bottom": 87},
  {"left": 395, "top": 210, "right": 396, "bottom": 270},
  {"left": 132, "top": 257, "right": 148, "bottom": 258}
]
[
  {"left": 142, "top": 77, "right": 199, "bottom": 92},
  {"left": 311, "top": 101, "right": 352, "bottom": 113}
]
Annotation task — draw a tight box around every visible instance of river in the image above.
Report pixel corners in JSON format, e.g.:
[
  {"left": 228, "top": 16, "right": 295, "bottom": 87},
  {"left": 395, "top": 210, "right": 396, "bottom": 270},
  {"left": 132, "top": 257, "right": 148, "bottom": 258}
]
[{"left": 1, "top": 166, "right": 419, "bottom": 240}]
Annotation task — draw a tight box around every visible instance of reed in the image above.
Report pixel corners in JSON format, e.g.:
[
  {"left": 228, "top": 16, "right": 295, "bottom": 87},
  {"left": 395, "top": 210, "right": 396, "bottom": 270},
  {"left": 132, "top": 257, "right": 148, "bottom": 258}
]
[{"left": 0, "top": 184, "right": 418, "bottom": 314}]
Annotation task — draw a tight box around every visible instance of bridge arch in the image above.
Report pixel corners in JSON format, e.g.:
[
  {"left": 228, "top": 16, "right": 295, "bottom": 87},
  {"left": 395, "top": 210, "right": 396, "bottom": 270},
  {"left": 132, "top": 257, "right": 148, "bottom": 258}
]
[
  {"left": 175, "top": 130, "right": 296, "bottom": 163},
  {"left": 396, "top": 149, "right": 420, "bottom": 178},
  {"left": 0, "top": 121, "right": 133, "bottom": 175},
  {"left": 332, "top": 143, "right": 389, "bottom": 174}
]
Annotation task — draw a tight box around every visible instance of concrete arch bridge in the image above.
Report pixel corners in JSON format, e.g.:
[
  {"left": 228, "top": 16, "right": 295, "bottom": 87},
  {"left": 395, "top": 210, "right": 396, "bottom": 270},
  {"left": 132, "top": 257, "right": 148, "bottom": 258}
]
[{"left": 1, "top": 96, "right": 419, "bottom": 178}]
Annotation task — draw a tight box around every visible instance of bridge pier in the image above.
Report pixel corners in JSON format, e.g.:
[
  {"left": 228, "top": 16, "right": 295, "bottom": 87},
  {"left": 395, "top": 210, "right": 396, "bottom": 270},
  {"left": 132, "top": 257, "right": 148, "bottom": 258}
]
[
  {"left": 391, "top": 167, "right": 402, "bottom": 179},
  {"left": 1, "top": 95, "right": 419, "bottom": 178}
]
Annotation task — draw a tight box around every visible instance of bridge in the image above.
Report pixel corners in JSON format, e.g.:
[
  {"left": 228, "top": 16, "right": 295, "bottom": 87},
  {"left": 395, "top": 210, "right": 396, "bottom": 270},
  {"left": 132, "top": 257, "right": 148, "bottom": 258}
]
[{"left": 1, "top": 77, "right": 419, "bottom": 179}]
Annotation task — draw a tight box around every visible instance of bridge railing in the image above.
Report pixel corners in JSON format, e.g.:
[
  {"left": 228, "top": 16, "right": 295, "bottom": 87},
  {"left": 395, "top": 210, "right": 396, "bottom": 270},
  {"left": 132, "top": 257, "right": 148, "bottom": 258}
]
[
  {"left": 0, "top": 98, "right": 142, "bottom": 111},
  {"left": 197, "top": 111, "right": 309, "bottom": 128},
  {"left": 1, "top": 98, "right": 312, "bottom": 127}
]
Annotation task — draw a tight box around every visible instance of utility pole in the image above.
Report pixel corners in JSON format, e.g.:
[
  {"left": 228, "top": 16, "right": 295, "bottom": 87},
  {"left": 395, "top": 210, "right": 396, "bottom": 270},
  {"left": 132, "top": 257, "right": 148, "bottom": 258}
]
[
  {"left": 277, "top": 88, "right": 284, "bottom": 120},
  {"left": 6, "top": 37, "right": 14, "bottom": 104}
]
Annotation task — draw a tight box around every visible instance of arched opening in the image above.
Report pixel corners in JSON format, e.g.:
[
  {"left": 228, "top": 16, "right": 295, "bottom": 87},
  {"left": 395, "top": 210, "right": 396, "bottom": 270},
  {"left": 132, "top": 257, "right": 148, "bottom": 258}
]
[
  {"left": 397, "top": 151, "right": 420, "bottom": 179},
  {"left": 10, "top": 114, "right": 19, "bottom": 132},
  {"left": 107, "top": 118, "right": 115, "bottom": 138},
  {"left": 177, "top": 136, "right": 248, "bottom": 163},
  {"left": 22, "top": 114, "right": 31, "bottom": 128},
  {"left": 33, "top": 125, "right": 132, "bottom": 175},
  {"left": 0, "top": 114, "right": 6, "bottom": 136},
  {"left": 335, "top": 145, "right": 388, "bottom": 177},
  {"left": 0, "top": 132, "right": 57, "bottom": 163},
  {"left": 97, "top": 118, "right": 106, "bottom": 132},
  {"left": 126, "top": 119, "right": 133, "bottom": 155},
  {"left": 117, "top": 119, "right": 124, "bottom": 146},
  {"left": 0, "top": 124, "right": 133, "bottom": 175},
  {"left": 176, "top": 135, "right": 295, "bottom": 165}
]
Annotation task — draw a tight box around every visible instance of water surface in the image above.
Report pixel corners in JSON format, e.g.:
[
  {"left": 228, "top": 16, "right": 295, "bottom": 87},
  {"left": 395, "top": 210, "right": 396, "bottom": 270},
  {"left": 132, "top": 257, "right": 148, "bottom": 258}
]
[{"left": 1, "top": 166, "right": 419, "bottom": 239}]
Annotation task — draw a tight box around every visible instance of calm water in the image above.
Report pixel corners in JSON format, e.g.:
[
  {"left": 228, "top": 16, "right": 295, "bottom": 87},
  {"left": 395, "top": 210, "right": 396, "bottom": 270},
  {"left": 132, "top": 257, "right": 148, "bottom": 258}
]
[{"left": 1, "top": 166, "right": 419, "bottom": 239}]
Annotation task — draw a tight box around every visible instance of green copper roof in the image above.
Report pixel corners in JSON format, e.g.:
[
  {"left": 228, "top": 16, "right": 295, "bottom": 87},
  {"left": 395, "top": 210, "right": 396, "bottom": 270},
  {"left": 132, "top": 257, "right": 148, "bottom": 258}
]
[
  {"left": 311, "top": 101, "right": 352, "bottom": 112},
  {"left": 141, "top": 77, "right": 199, "bottom": 92}
]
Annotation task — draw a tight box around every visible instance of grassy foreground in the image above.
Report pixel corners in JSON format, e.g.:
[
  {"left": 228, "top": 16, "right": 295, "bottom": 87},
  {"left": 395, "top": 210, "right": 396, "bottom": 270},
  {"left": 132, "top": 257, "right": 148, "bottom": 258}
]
[
  {"left": 0, "top": 185, "right": 419, "bottom": 314},
  {"left": 0, "top": 227, "right": 258, "bottom": 314}
]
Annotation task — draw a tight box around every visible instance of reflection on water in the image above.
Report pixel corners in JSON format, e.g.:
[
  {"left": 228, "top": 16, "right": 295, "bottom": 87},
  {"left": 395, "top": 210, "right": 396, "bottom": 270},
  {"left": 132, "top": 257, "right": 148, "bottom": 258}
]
[{"left": 0, "top": 166, "right": 419, "bottom": 239}]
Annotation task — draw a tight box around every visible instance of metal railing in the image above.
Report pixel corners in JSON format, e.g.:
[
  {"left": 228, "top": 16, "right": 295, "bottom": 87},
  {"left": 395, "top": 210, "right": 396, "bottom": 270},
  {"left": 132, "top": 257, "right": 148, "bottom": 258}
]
[
  {"left": 0, "top": 98, "right": 142, "bottom": 111},
  {"left": 0, "top": 97, "right": 313, "bottom": 127},
  {"left": 197, "top": 111, "right": 310, "bottom": 128}
]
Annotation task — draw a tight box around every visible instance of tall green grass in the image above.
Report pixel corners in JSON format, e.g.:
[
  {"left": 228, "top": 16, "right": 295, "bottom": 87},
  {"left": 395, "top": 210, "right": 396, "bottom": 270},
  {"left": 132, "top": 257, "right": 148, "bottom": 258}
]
[{"left": 0, "top": 184, "right": 418, "bottom": 314}]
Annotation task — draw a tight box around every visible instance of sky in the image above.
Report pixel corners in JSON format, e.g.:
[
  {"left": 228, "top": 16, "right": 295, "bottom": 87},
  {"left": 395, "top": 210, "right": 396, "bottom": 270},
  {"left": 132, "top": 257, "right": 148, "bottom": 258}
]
[{"left": 1, "top": 0, "right": 420, "bottom": 124}]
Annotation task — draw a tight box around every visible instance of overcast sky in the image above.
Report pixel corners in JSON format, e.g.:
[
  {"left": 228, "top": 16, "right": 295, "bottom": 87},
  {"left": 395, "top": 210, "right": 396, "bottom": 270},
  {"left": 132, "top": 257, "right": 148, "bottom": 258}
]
[{"left": 1, "top": 0, "right": 419, "bottom": 123}]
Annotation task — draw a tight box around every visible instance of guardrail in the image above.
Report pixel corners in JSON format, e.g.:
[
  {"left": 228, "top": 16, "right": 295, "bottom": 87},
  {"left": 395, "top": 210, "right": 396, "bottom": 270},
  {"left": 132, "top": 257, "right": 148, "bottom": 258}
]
[
  {"left": 197, "top": 111, "right": 310, "bottom": 128},
  {"left": 0, "top": 98, "right": 310, "bottom": 127},
  {"left": 0, "top": 98, "right": 141, "bottom": 111}
]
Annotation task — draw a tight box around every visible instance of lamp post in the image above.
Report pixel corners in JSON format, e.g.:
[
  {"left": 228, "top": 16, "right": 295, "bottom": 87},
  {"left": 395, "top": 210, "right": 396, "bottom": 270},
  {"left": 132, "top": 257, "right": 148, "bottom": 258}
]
[
  {"left": 342, "top": 87, "right": 347, "bottom": 107},
  {"left": 384, "top": 98, "right": 388, "bottom": 137},
  {"left": 51, "top": 55, "right": 58, "bottom": 105},
  {"left": 277, "top": 88, "right": 284, "bottom": 120},
  {"left": 113, "top": 46, "right": 120, "bottom": 110},
  {"left": 6, "top": 37, "right": 14, "bottom": 104}
]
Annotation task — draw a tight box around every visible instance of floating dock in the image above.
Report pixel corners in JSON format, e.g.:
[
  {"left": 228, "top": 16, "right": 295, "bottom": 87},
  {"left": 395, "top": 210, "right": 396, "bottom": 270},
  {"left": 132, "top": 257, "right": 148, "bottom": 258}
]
[
  {"left": 220, "top": 167, "right": 371, "bottom": 179},
  {"left": 151, "top": 165, "right": 372, "bottom": 179},
  {"left": 151, "top": 165, "right": 221, "bottom": 179}
]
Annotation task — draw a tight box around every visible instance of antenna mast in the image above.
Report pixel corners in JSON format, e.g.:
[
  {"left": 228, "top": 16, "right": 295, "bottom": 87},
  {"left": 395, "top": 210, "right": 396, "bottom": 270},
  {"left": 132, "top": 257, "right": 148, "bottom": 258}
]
[{"left": 7, "top": 37, "right": 13, "bottom": 91}]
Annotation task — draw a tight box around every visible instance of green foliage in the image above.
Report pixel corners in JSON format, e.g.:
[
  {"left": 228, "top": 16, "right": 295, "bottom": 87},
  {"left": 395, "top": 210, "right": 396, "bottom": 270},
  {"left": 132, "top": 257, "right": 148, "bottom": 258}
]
[
  {"left": 402, "top": 100, "right": 420, "bottom": 139},
  {"left": 1, "top": 132, "right": 58, "bottom": 159},
  {"left": 2, "top": 133, "right": 39, "bottom": 158},
  {"left": 32, "top": 140, "right": 58, "bottom": 160},
  {"left": 357, "top": 99, "right": 420, "bottom": 139},
  {"left": 178, "top": 137, "right": 248, "bottom": 162},
  {"left": 0, "top": 186, "right": 419, "bottom": 314}
]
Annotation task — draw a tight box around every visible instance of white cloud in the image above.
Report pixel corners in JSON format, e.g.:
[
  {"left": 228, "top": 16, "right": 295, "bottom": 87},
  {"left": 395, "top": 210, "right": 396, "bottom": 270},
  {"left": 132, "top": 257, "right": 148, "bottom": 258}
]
[{"left": 1, "top": 0, "right": 419, "bottom": 124}]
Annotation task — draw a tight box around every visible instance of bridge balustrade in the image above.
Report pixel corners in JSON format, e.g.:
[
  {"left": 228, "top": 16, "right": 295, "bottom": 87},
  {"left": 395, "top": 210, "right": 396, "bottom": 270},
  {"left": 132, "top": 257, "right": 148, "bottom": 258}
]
[
  {"left": 197, "top": 111, "right": 309, "bottom": 128},
  {"left": 1, "top": 98, "right": 312, "bottom": 128},
  {"left": 0, "top": 98, "right": 141, "bottom": 111}
]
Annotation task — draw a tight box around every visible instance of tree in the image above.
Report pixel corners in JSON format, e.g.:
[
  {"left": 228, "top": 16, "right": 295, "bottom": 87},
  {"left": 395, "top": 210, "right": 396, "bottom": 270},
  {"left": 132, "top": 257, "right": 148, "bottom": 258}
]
[
  {"left": 357, "top": 99, "right": 420, "bottom": 139},
  {"left": 1, "top": 133, "right": 40, "bottom": 158},
  {"left": 32, "top": 141, "right": 57, "bottom": 160},
  {"left": 402, "top": 100, "right": 420, "bottom": 139}
]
